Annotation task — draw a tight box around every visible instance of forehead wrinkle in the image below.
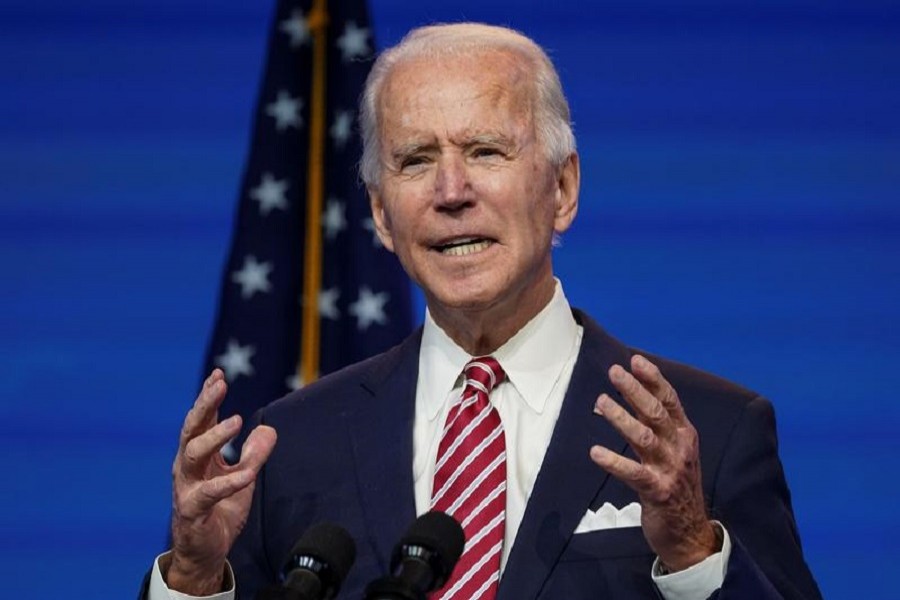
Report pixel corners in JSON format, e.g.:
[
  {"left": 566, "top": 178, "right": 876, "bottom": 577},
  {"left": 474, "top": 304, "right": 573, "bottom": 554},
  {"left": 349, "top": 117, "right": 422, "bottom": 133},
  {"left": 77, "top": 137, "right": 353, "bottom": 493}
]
[
  {"left": 378, "top": 51, "right": 538, "bottom": 157},
  {"left": 442, "top": 84, "right": 536, "bottom": 148},
  {"left": 384, "top": 51, "right": 530, "bottom": 110}
]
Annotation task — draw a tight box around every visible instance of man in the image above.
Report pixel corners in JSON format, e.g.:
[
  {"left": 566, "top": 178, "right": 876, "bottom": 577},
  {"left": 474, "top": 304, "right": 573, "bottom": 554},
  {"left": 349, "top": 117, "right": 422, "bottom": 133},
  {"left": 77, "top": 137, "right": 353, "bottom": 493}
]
[{"left": 144, "top": 23, "right": 821, "bottom": 599}]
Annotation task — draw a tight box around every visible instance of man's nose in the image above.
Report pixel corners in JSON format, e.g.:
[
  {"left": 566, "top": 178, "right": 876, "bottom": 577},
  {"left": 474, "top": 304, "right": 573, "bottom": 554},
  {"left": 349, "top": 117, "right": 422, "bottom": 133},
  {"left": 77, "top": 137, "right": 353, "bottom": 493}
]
[{"left": 433, "top": 155, "right": 473, "bottom": 211}]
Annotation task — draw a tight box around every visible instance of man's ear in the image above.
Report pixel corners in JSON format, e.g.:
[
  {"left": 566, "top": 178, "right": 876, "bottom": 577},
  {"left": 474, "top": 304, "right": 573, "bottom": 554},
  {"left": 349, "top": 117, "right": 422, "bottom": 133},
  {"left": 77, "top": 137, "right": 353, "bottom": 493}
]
[
  {"left": 553, "top": 152, "right": 580, "bottom": 234},
  {"left": 368, "top": 186, "right": 396, "bottom": 252}
]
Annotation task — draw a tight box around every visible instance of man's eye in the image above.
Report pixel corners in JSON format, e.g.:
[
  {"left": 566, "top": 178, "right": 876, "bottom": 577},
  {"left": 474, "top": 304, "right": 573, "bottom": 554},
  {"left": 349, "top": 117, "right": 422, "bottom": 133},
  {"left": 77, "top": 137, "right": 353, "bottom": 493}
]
[
  {"left": 400, "top": 156, "right": 428, "bottom": 170},
  {"left": 472, "top": 147, "right": 503, "bottom": 159}
]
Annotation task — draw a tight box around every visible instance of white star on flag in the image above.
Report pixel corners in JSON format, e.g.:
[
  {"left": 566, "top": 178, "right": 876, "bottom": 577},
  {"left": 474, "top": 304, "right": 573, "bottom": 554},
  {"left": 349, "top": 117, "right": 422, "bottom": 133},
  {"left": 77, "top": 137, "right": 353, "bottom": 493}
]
[
  {"left": 266, "top": 90, "right": 303, "bottom": 131},
  {"left": 249, "top": 172, "right": 289, "bottom": 215},
  {"left": 318, "top": 287, "right": 340, "bottom": 320},
  {"left": 200, "top": 1, "right": 413, "bottom": 446},
  {"left": 232, "top": 255, "right": 273, "bottom": 299},
  {"left": 336, "top": 22, "right": 370, "bottom": 62},
  {"left": 330, "top": 110, "right": 354, "bottom": 148},
  {"left": 285, "top": 373, "right": 306, "bottom": 392},
  {"left": 279, "top": 10, "right": 310, "bottom": 48},
  {"left": 349, "top": 286, "right": 389, "bottom": 330},
  {"left": 215, "top": 339, "right": 256, "bottom": 382},
  {"left": 362, "top": 217, "right": 383, "bottom": 248},
  {"left": 323, "top": 198, "right": 347, "bottom": 240},
  {"left": 221, "top": 441, "right": 238, "bottom": 463}
]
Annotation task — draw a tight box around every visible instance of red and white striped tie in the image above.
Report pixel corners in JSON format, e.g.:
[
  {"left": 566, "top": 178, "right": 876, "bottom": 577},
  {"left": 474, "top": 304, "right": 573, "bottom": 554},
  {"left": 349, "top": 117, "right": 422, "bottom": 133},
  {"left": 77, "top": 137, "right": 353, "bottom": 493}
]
[{"left": 430, "top": 356, "right": 506, "bottom": 600}]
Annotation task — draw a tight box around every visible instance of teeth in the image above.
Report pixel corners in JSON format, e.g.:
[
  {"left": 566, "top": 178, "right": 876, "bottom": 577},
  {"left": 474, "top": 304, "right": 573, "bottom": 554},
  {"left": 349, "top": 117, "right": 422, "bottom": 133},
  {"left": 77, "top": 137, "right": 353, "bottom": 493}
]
[{"left": 441, "top": 240, "right": 492, "bottom": 256}]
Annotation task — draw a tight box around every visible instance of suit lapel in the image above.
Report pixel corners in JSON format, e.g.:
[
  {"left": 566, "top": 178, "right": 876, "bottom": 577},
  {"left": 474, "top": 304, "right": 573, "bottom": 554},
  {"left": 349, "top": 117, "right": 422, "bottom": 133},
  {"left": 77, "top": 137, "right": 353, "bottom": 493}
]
[
  {"left": 498, "top": 311, "right": 633, "bottom": 600},
  {"left": 345, "top": 330, "right": 422, "bottom": 572}
]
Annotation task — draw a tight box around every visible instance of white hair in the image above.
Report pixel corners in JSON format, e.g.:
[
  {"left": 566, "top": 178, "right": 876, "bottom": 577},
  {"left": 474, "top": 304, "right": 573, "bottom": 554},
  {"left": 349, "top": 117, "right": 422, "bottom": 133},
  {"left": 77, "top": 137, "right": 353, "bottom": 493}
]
[{"left": 358, "top": 22, "right": 576, "bottom": 187}]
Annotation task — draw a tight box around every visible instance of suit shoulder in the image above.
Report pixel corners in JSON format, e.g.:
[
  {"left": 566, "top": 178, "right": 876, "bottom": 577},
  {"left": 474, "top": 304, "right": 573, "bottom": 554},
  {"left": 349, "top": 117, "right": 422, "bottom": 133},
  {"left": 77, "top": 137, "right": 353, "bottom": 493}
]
[
  {"left": 574, "top": 307, "right": 761, "bottom": 413},
  {"left": 639, "top": 350, "right": 760, "bottom": 406},
  {"left": 262, "top": 327, "right": 423, "bottom": 422},
  {"left": 633, "top": 350, "right": 773, "bottom": 453},
  {"left": 572, "top": 309, "right": 759, "bottom": 401}
]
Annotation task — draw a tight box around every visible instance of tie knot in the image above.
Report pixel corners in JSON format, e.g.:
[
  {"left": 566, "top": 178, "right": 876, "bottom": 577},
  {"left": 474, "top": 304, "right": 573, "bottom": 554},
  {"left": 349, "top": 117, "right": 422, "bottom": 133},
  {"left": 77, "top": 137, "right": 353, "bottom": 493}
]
[{"left": 464, "top": 356, "right": 506, "bottom": 395}]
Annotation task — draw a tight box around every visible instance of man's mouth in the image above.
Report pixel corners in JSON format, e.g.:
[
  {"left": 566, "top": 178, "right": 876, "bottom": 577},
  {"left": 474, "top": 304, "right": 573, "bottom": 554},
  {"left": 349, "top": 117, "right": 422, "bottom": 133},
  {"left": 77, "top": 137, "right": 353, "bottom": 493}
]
[{"left": 434, "top": 237, "right": 495, "bottom": 256}]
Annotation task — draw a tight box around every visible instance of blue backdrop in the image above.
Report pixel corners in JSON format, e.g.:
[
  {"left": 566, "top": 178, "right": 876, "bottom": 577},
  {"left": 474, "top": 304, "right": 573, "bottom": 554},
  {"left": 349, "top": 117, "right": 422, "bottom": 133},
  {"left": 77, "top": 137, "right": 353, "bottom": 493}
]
[{"left": 1, "top": 1, "right": 898, "bottom": 597}]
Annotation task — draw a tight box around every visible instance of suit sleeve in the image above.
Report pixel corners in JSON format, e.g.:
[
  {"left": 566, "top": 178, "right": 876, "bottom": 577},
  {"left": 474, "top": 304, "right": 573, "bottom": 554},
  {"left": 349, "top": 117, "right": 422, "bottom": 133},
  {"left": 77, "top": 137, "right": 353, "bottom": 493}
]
[{"left": 710, "top": 396, "right": 822, "bottom": 600}]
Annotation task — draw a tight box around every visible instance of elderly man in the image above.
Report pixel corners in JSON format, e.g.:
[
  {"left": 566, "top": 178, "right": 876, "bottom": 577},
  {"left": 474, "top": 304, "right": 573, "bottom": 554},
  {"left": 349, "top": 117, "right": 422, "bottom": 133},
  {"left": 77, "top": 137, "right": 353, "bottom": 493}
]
[{"left": 144, "top": 23, "right": 821, "bottom": 600}]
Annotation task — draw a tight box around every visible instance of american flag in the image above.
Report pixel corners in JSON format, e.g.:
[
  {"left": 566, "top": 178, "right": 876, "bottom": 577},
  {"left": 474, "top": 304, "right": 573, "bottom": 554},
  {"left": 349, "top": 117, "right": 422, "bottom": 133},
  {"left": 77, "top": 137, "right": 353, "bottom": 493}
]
[{"left": 201, "top": 0, "right": 413, "bottom": 446}]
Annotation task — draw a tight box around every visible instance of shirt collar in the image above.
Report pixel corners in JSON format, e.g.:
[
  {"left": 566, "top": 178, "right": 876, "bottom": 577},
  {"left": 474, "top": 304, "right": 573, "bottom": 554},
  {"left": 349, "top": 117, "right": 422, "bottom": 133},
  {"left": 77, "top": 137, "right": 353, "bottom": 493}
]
[{"left": 419, "top": 280, "right": 579, "bottom": 420}]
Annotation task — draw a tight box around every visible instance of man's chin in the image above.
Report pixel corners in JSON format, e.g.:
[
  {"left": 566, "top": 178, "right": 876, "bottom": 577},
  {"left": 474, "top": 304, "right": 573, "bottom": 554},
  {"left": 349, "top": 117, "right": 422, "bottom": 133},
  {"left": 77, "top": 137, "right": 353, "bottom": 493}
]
[{"left": 424, "top": 286, "right": 503, "bottom": 316}]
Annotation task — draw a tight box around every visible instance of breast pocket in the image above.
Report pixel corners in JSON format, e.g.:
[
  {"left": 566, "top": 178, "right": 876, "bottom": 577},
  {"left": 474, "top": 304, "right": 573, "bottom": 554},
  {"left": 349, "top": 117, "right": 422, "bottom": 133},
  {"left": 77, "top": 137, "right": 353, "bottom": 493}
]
[
  {"left": 559, "top": 526, "right": 653, "bottom": 562},
  {"left": 539, "top": 527, "right": 658, "bottom": 599}
]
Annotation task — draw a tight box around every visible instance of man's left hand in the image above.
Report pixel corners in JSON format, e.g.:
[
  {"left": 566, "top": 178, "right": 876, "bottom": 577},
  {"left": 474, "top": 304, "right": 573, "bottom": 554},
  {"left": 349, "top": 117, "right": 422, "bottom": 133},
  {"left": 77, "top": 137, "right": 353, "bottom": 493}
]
[{"left": 590, "top": 354, "right": 720, "bottom": 572}]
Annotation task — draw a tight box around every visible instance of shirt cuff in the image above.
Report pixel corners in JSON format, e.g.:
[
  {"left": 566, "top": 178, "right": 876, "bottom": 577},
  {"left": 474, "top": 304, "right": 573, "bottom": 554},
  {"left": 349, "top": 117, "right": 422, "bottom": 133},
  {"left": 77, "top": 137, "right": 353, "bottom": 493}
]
[
  {"left": 651, "top": 521, "right": 731, "bottom": 600},
  {"left": 148, "top": 551, "right": 236, "bottom": 600}
]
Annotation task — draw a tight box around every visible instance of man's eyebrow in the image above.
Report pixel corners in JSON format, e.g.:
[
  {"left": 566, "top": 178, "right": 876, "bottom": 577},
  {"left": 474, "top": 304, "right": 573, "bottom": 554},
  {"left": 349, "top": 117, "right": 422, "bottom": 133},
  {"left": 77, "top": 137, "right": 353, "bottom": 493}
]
[
  {"left": 389, "top": 135, "right": 514, "bottom": 162},
  {"left": 390, "top": 142, "right": 436, "bottom": 160}
]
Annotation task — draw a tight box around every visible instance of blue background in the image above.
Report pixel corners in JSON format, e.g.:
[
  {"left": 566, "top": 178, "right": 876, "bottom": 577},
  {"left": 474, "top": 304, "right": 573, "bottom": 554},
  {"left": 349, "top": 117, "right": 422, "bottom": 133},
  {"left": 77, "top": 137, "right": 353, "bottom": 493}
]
[{"left": 2, "top": 1, "right": 898, "bottom": 597}]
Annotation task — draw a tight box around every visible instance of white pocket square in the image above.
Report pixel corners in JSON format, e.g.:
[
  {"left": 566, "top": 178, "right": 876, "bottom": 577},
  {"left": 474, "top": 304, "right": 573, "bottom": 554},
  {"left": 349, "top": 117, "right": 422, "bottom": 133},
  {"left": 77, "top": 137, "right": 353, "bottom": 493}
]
[{"left": 574, "top": 502, "right": 642, "bottom": 533}]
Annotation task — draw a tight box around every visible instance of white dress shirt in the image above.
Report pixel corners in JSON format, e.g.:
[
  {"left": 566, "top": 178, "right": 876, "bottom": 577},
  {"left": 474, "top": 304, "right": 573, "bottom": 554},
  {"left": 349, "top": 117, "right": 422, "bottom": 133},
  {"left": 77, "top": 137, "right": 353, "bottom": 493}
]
[
  {"left": 412, "top": 281, "right": 582, "bottom": 572},
  {"left": 149, "top": 282, "right": 729, "bottom": 599}
]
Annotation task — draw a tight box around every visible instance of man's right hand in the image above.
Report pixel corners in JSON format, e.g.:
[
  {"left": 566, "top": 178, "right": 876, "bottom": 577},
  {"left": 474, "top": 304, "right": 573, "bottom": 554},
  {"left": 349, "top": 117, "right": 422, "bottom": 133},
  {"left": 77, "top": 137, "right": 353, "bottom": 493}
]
[{"left": 166, "top": 369, "right": 277, "bottom": 595}]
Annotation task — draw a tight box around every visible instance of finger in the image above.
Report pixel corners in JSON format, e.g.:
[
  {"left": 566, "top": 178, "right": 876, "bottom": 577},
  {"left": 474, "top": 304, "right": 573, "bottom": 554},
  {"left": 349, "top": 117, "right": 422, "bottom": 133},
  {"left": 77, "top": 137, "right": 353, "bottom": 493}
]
[
  {"left": 608, "top": 364, "right": 671, "bottom": 432},
  {"left": 235, "top": 425, "right": 278, "bottom": 473},
  {"left": 190, "top": 469, "right": 257, "bottom": 513},
  {"left": 594, "top": 393, "right": 662, "bottom": 460},
  {"left": 180, "top": 414, "right": 243, "bottom": 477},
  {"left": 176, "top": 424, "right": 275, "bottom": 518},
  {"left": 630, "top": 355, "right": 687, "bottom": 425},
  {"left": 589, "top": 444, "right": 656, "bottom": 495},
  {"left": 184, "top": 371, "right": 226, "bottom": 435},
  {"left": 180, "top": 371, "right": 228, "bottom": 449}
]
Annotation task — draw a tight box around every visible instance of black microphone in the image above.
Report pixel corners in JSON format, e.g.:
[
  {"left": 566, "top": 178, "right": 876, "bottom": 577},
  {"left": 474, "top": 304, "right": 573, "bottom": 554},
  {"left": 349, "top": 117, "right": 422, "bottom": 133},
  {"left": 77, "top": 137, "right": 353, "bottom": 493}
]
[
  {"left": 256, "top": 522, "right": 356, "bottom": 600},
  {"left": 364, "top": 511, "right": 465, "bottom": 600}
]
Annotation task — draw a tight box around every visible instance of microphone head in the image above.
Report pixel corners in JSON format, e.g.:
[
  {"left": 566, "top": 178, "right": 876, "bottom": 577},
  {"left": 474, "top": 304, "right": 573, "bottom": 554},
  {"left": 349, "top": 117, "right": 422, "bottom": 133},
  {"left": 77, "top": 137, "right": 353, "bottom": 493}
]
[
  {"left": 283, "top": 522, "right": 356, "bottom": 595},
  {"left": 393, "top": 511, "right": 465, "bottom": 588}
]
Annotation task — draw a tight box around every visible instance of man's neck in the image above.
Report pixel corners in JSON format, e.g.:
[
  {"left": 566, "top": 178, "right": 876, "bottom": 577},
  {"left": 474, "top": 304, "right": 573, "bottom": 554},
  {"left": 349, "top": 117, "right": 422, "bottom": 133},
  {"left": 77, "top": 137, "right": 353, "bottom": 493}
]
[{"left": 427, "top": 277, "right": 556, "bottom": 356}]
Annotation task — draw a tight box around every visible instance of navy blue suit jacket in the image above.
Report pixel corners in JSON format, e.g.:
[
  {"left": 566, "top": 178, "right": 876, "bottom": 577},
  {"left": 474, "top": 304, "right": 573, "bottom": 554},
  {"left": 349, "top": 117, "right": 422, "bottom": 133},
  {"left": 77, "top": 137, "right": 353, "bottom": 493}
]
[{"left": 154, "top": 310, "right": 821, "bottom": 599}]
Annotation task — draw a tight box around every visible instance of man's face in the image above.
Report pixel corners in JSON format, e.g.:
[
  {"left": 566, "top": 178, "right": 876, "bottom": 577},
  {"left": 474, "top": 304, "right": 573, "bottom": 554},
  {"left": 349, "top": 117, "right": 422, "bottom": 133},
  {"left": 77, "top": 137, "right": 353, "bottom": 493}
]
[{"left": 369, "top": 50, "right": 578, "bottom": 324}]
